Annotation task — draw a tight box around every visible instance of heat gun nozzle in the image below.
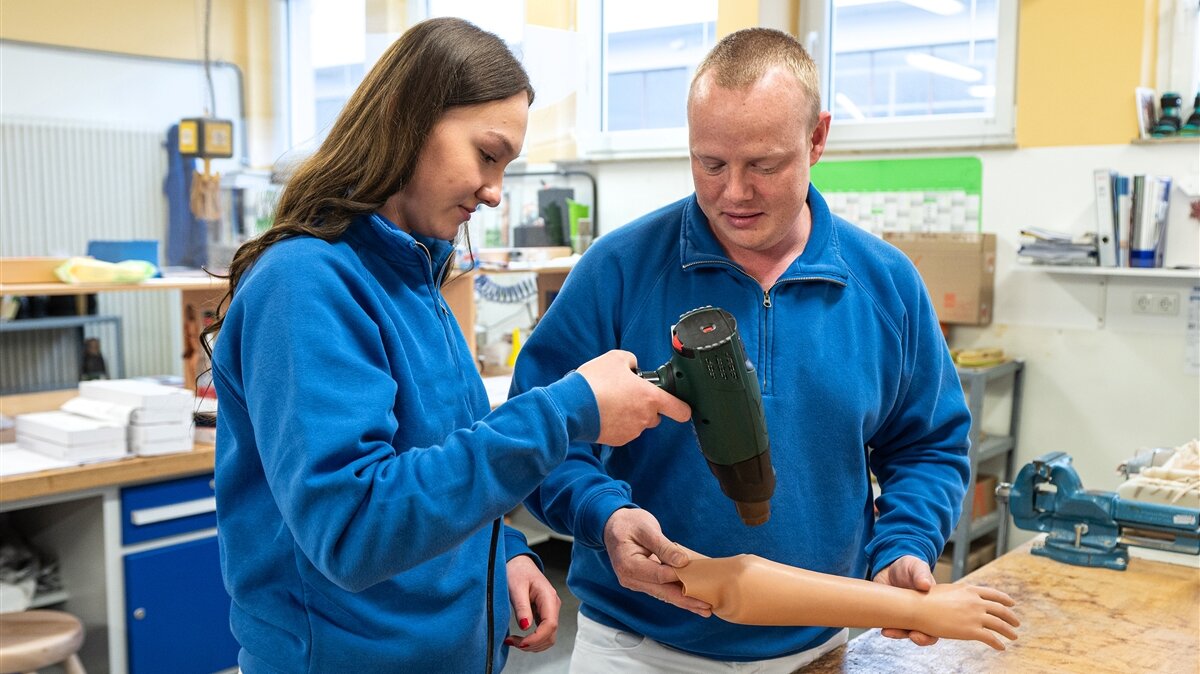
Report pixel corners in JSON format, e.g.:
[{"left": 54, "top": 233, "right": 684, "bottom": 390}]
[{"left": 735, "top": 500, "right": 771, "bottom": 526}]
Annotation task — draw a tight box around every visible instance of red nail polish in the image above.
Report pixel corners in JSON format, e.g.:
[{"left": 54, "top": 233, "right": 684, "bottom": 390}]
[{"left": 519, "top": 618, "right": 530, "bottom": 630}]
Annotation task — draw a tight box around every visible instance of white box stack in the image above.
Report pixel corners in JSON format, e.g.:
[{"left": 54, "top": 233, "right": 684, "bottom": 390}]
[
  {"left": 76, "top": 379, "right": 195, "bottom": 456},
  {"left": 14, "top": 410, "right": 127, "bottom": 463}
]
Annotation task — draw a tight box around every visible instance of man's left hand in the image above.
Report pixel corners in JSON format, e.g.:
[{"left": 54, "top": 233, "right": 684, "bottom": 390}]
[
  {"left": 873, "top": 555, "right": 939, "bottom": 646},
  {"left": 504, "top": 554, "right": 562, "bottom": 653}
]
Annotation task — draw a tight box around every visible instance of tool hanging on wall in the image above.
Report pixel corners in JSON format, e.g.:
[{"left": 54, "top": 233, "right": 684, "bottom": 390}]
[{"left": 180, "top": 116, "right": 233, "bottom": 222}]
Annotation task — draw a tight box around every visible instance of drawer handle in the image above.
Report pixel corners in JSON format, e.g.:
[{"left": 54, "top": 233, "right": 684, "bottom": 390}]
[{"left": 130, "top": 496, "right": 217, "bottom": 526}]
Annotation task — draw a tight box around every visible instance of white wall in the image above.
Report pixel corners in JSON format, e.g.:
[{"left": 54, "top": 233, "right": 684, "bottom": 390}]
[{"left": 581, "top": 141, "right": 1200, "bottom": 550}]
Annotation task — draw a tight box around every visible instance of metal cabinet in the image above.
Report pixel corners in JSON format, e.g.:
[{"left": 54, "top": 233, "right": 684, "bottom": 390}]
[
  {"left": 121, "top": 473, "right": 238, "bottom": 673},
  {"left": 946, "top": 359, "right": 1025, "bottom": 580}
]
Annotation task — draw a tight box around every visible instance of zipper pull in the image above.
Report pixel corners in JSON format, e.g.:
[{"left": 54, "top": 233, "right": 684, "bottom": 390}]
[{"left": 762, "top": 289, "right": 772, "bottom": 308}]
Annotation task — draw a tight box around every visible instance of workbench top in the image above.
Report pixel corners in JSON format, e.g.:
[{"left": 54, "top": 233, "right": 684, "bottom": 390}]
[
  {"left": 0, "top": 389, "right": 216, "bottom": 504},
  {"left": 806, "top": 539, "right": 1199, "bottom": 673},
  {"left": 0, "top": 444, "right": 215, "bottom": 504}
]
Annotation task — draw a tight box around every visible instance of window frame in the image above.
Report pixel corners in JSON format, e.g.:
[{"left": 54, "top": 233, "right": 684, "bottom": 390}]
[
  {"left": 799, "top": 0, "right": 1019, "bottom": 152},
  {"left": 574, "top": 0, "right": 713, "bottom": 159}
]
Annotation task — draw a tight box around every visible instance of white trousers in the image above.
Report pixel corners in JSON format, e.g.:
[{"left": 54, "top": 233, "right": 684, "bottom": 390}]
[{"left": 569, "top": 613, "right": 848, "bottom": 674}]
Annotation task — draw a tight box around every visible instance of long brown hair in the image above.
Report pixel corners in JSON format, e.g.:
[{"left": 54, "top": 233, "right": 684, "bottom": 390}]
[{"left": 202, "top": 17, "right": 533, "bottom": 354}]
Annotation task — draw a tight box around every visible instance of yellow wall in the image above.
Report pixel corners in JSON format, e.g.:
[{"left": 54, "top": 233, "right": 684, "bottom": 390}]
[
  {"left": 717, "top": 0, "right": 759, "bottom": 36},
  {"left": 0, "top": 0, "right": 252, "bottom": 71},
  {"left": 1, "top": 0, "right": 276, "bottom": 163},
  {"left": 527, "top": 0, "right": 576, "bottom": 31},
  {"left": 1015, "top": 0, "right": 1151, "bottom": 147}
]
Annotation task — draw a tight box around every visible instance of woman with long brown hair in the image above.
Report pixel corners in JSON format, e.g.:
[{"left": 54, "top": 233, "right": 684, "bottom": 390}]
[{"left": 204, "top": 18, "right": 689, "bottom": 673}]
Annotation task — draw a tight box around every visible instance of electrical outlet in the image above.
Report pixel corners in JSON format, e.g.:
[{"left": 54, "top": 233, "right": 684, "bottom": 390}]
[
  {"left": 1132, "top": 292, "right": 1180, "bottom": 315},
  {"left": 1156, "top": 292, "right": 1180, "bottom": 315}
]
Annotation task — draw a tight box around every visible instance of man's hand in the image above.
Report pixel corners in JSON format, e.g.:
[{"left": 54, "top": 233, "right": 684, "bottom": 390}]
[
  {"left": 873, "top": 555, "right": 939, "bottom": 646},
  {"left": 602, "top": 508, "right": 712, "bottom": 617},
  {"left": 504, "top": 555, "right": 561, "bottom": 653}
]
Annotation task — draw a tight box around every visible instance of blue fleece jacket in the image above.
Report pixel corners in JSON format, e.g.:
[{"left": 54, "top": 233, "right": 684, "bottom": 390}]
[
  {"left": 511, "top": 187, "right": 970, "bottom": 661},
  {"left": 211, "top": 213, "right": 600, "bottom": 673}
]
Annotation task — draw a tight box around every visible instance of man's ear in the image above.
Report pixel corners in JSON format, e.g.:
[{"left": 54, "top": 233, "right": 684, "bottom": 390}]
[{"left": 809, "top": 111, "right": 832, "bottom": 165}]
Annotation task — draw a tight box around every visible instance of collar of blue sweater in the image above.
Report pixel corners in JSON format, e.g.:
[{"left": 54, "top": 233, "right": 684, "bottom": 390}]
[
  {"left": 345, "top": 212, "right": 457, "bottom": 282},
  {"left": 679, "top": 184, "right": 850, "bottom": 285}
]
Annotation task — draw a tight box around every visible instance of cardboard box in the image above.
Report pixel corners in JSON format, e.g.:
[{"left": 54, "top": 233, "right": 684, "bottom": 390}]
[
  {"left": 15, "top": 410, "right": 125, "bottom": 446},
  {"left": 883, "top": 232, "right": 996, "bottom": 325},
  {"left": 79, "top": 379, "right": 193, "bottom": 410},
  {"left": 973, "top": 473, "right": 999, "bottom": 519},
  {"left": 443, "top": 270, "right": 476, "bottom": 358},
  {"left": 537, "top": 269, "right": 570, "bottom": 317},
  {"left": 16, "top": 432, "right": 127, "bottom": 463},
  {"left": 0, "top": 257, "right": 69, "bottom": 284}
]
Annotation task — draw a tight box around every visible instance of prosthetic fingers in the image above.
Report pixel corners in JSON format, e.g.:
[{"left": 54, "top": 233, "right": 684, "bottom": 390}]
[{"left": 675, "top": 554, "right": 1020, "bottom": 651}]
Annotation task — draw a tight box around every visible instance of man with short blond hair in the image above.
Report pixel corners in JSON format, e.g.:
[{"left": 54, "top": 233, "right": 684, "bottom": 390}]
[{"left": 512, "top": 27, "right": 971, "bottom": 672}]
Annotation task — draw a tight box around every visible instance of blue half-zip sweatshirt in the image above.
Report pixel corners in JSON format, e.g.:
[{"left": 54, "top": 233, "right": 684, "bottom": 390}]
[
  {"left": 211, "top": 213, "right": 600, "bottom": 673},
  {"left": 511, "top": 186, "right": 970, "bottom": 661}
]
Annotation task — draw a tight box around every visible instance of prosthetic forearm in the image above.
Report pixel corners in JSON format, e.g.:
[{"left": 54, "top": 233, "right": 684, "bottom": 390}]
[{"left": 675, "top": 554, "right": 1019, "bottom": 650}]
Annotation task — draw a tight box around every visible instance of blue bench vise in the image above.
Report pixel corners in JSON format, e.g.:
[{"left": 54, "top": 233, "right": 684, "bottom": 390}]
[{"left": 996, "top": 451, "right": 1200, "bottom": 570}]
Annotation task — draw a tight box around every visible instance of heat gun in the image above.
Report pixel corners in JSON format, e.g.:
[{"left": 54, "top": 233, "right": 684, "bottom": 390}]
[{"left": 639, "top": 306, "right": 776, "bottom": 526}]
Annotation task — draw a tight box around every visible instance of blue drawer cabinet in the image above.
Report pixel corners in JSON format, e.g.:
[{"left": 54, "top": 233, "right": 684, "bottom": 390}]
[
  {"left": 125, "top": 537, "right": 240, "bottom": 673},
  {"left": 121, "top": 473, "right": 239, "bottom": 673},
  {"left": 121, "top": 473, "right": 218, "bottom": 545}
]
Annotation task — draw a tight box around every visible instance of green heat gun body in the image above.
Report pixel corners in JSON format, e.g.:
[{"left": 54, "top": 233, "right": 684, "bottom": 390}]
[{"left": 639, "top": 306, "right": 776, "bottom": 526}]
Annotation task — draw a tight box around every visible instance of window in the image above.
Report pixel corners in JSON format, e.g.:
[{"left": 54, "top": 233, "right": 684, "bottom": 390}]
[
  {"left": 578, "top": 0, "right": 717, "bottom": 157},
  {"left": 1156, "top": 0, "right": 1200, "bottom": 100},
  {"left": 800, "top": 0, "right": 1017, "bottom": 150},
  {"left": 286, "top": 0, "right": 368, "bottom": 149},
  {"left": 603, "top": 6, "right": 715, "bottom": 131},
  {"left": 286, "top": 0, "right": 525, "bottom": 150}
]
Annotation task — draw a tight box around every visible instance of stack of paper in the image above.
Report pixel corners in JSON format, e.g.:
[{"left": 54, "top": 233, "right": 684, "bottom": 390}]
[
  {"left": 75, "top": 379, "right": 195, "bottom": 456},
  {"left": 1017, "top": 228, "right": 1098, "bottom": 266},
  {"left": 14, "top": 411, "right": 127, "bottom": 463}
]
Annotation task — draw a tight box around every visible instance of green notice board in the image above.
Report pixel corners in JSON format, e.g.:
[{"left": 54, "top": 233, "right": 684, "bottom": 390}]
[{"left": 811, "top": 156, "right": 982, "bottom": 195}]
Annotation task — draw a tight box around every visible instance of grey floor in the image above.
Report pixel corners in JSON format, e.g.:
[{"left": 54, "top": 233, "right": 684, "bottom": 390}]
[{"left": 504, "top": 539, "right": 577, "bottom": 673}]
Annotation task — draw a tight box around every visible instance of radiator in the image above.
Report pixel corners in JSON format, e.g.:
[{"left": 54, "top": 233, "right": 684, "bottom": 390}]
[{"left": 1, "top": 116, "right": 181, "bottom": 393}]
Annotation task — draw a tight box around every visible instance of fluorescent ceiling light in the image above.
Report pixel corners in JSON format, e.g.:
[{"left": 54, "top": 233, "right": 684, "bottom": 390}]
[
  {"left": 905, "top": 53, "right": 983, "bottom": 82},
  {"left": 834, "top": 0, "right": 964, "bottom": 15},
  {"left": 835, "top": 93, "right": 866, "bottom": 120},
  {"left": 968, "top": 85, "right": 995, "bottom": 98}
]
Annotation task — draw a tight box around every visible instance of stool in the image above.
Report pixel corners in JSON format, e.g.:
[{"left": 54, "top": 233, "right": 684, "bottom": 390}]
[{"left": 0, "top": 609, "right": 86, "bottom": 674}]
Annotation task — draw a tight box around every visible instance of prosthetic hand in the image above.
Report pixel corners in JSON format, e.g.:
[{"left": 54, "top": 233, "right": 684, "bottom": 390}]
[{"left": 675, "top": 553, "right": 1019, "bottom": 651}]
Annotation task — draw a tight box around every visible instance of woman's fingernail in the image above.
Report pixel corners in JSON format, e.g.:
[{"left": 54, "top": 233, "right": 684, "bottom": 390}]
[
  {"left": 519, "top": 618, "right": 530, "bottom": 630},
  {"left": 503, "top": 638, "right": 515, "bottom": 646}
]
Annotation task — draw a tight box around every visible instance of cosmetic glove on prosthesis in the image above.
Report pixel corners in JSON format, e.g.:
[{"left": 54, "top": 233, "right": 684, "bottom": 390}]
[{"left": 674, "top": 553, "right": 1020, "bottom": 651}]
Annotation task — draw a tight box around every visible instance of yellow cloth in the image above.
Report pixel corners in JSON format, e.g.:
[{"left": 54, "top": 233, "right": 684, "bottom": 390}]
[{"left": 54, "top": 257, "right": 157, "bottom": 284}]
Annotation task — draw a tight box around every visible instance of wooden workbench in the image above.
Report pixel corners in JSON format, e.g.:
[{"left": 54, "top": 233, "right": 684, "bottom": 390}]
[
  {"left": 0, "top": 389, "right": 215, "bottom": 504},
  {"left": 805, "top": 539, "right": 1200, "bottom": 673}
]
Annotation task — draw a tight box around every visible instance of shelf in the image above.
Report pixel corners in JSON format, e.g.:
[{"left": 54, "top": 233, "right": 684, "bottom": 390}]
[
  {"left": 957, "top": 359, "right": 1023, "bottom": 381},
  {"left": 0, "top": 314, "right": 120, "bottom": 333},
  {"left": 976, "top": 435, "right": 1015, "bottom": 463},
  {"left": 0, "top": 276, "right": 229, "bottom": 297},
  {"left": 28, "top": 589, "right": 70, "bottom": 608},
  {"left": 1014, "top": 264, "right": 1200, "bottom": 280},
  {"left": 964, "top": 511, "right": 1001, "bottom": 541},
  {"left": 1130, "top": 136, "right": 1199, "bottom": 145}
]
